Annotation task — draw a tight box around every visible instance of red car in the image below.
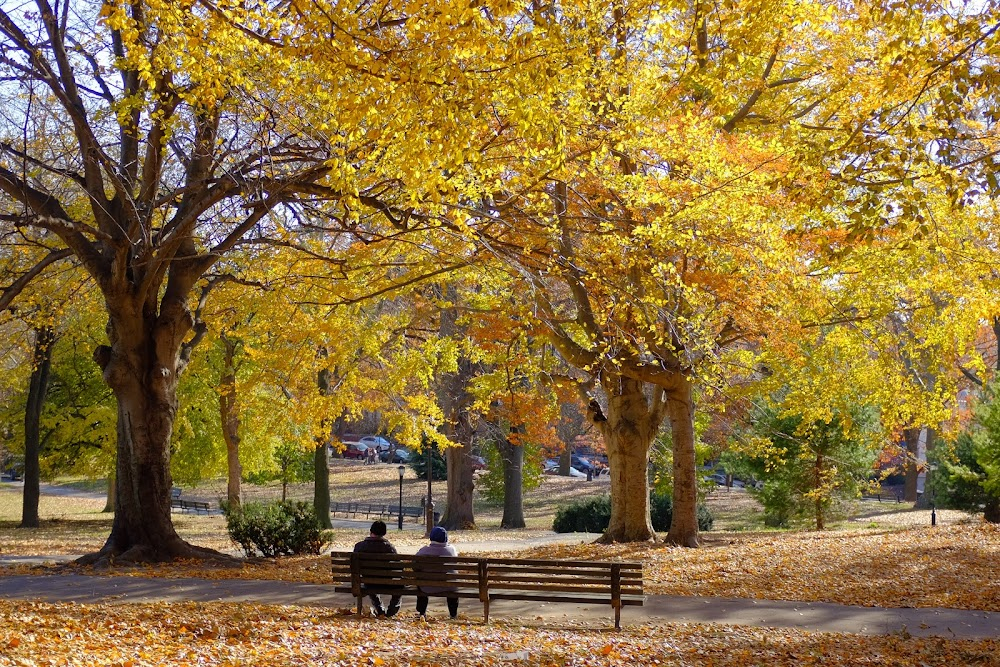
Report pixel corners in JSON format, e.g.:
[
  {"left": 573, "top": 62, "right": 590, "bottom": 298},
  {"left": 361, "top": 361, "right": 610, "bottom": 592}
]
[{"left": 342, "top": 443, "right": 368, "bottom": 459}]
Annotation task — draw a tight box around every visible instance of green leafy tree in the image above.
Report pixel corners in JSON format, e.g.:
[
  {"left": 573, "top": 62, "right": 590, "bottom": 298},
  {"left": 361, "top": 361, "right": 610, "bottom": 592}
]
[
  {"left": 928, "top": 387, "right": 1000, "bottom": 523},
  {"left": 477, "top": 437, "right": 544, "bottom": 506},
  {"left": 729, "top": 402, "right": 882, "bottom": 529}
]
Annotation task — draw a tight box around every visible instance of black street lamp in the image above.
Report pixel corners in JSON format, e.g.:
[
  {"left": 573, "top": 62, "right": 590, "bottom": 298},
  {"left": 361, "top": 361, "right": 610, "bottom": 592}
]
[{"left": 397, "top": 464, "right": 405, "bottom": 530}]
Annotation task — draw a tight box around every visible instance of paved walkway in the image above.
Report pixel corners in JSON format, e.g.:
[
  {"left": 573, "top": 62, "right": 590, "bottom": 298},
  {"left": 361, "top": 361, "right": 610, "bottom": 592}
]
[
  {"left": 2, "top": 483, "right": 997, "bottom": 639},
  {"left": 0, "top": 572, "right": 996, "bottom": 639}
]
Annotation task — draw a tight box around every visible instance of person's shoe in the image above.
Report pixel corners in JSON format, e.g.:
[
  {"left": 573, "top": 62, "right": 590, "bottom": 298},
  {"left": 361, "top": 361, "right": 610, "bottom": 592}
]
[
  {"left": 385, "top": 608, "right": 400, "bottom": 618},
  {"left": 371, "top": 609, "right": 386, "bottom": 618}
]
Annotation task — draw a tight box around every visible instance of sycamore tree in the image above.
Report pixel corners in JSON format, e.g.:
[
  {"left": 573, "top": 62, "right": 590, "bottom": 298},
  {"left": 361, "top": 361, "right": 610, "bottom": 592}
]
[
  {"left": 423, "top": 1, "right": 999, "bottom": 546},
  {"left": 0, "top": 0, "right": 512, "bottom": 563}
]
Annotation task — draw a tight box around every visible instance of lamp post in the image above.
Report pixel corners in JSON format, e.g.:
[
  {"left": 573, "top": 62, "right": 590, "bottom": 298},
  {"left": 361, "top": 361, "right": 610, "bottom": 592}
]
[
  {"left": 397, "top": 464, "right": 405, "bottom": 530},
  {"left": 425, "top": 444, "right": 435, "bottom": 537}
]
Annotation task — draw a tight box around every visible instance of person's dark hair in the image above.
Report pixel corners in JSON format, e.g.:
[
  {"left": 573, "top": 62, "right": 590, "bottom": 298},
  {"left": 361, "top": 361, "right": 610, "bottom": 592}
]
[{"left": 370, "top": 520, "right": 388, "bottom": 536}]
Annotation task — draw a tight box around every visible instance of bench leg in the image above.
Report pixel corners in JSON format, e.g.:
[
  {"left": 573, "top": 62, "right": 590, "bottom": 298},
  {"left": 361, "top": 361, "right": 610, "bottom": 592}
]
[
  {"left": 483, "top": 600, "right": 490, "bottom": 625},
  {"left": 614, "top": 605, "right": 621, "bottom": 630},
  {"left": 357, "top": 596, "right": 363, "bottom": 616}
]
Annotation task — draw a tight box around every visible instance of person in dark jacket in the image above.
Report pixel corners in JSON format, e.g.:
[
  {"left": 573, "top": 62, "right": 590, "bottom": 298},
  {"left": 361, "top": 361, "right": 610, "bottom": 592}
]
[
  {"left": 353, "top": 520, "right": 401, "bottom": 617},
  {"left": 415, "top": 526, "right": 459, "bottom": 619}
]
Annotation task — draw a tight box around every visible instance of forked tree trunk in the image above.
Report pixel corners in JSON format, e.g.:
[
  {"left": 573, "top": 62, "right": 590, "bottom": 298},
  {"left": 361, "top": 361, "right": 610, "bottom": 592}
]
[
  {"left": 599, "top": 375, "right": 659, "bottom": 544},
  {"left": 499, "top": 438, "right": 525, "bottom": 529},
  {"left": 219, "top": 336, "right": 242, "bottom": 509},
  {"left": 80, "top": 305, "right": 222, "bottom": 566},
  {"left": 665, "top": 378, "right": 699, "bottom": 547},
  {"left": 21, "top": 326, "right": 54, "bottom": 529}
]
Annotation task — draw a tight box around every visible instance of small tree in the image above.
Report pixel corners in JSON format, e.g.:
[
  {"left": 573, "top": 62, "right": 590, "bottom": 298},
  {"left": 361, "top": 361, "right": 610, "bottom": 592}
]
[
  {"left": 410, "top": 439, "right": 447, "bottom": 481},
  {"left": 729, "top": 403, "right": 881, "bottom": 529},
  {"left": 272, "top": 442, "right": 315, "bottom": 502},
  {"left": 928, "top": 387, "right": 1000, "bottom": 523}
]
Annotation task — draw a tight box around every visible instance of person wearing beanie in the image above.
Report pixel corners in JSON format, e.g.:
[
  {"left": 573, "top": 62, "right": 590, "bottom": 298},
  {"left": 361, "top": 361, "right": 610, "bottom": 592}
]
[
  {"left": 415, "top": 526, "right": 459, "bottom": 619},
  {"left": 352, "top": 520, "right": 402, "bottom": 617}
]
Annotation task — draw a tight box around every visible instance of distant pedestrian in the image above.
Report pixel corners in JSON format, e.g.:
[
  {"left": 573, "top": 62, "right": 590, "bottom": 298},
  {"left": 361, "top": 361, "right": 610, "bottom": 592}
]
[
  {"left": 353, "top": 520, "right": 401, "bottom": 617},
  {"left": 415, "top": 526, "right": 459, "bottom": 619}
]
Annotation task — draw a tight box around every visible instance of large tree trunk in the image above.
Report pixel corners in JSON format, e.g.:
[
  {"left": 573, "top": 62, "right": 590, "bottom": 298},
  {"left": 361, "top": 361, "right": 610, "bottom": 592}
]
[
  {"left": 441, "top": 410, "right": 477, "bottom": 530},
  {"left": 499, "top": 438, "right": 525, "bottom": 529},
  {"left": 437, "top": 294, "right": 477, "bottom": 530},
  {"left": 79, "top": 304, "right": 221, "bottom": 566},
  {"left": 20, "top": 326, "right": 54, "bottom": 529},
  {"left": 599, "top": 376, "right": 659, "bottom": 544},
  {"left": 219, "top": 336, "right": 242, "bottom": 509},
  {"left": 903, "top": 427, "right": 921, "bottom": 503},
  {"left": 664, "top": 378, "right": 699, "bottom": 547},
  {"left": 314, "top": 368, "right": 333, "bottom": 529},
  {"left": 314, "top": 442, "right": 331, "bottom": 528}
]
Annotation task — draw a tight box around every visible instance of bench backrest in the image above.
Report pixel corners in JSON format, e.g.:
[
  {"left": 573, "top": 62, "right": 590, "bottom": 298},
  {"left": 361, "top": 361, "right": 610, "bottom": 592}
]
[
  {"left": 332, "top": 552, "right": 486, "bottom": 599},
  {"left": 483, "top": 557, "right": 643, "bottom": 598}
]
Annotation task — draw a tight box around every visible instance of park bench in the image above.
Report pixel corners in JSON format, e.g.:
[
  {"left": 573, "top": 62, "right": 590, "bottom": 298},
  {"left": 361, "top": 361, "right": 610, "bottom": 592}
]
[
  {"left": 330, "top": 502, "right": 423, "bottom": 522},
  {"left": 331, "top": 551, "right": 644, "bottom": 629},
  {"left": 169, "top": 488, "right": 212, "bottom": 515}
]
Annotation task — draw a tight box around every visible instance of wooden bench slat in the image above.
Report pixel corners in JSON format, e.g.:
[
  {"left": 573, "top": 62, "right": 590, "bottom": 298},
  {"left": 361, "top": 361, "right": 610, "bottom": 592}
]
[
  {"left": 330, "top": 551, "right": 643, "bottom": 629},
  {"left": 485, "top": 557, "right": 643, "bottom": 570}
]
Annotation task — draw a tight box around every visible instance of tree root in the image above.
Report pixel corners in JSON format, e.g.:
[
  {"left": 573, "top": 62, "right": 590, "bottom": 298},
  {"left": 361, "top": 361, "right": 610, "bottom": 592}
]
[
  {"left": 595, "top": 531, "right": 657, "bottom": 545},
  {"left": 73, "top": 540, "right": 239, "bottom": 568}
]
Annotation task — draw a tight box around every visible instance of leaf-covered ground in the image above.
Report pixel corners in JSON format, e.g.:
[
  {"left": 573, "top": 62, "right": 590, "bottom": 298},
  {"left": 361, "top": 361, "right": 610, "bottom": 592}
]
[
  {"left": 6, "top": 523, "right": 998, "bottom": 614},
  {"left": 0, "top": 600, "right": 996, "bottom": 667}
]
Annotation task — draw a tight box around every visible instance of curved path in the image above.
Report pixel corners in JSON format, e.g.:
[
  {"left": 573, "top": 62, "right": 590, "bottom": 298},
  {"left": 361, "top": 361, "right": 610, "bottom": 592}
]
[{"left": 0, "top": 572, "right": 996, "bottom": 639}]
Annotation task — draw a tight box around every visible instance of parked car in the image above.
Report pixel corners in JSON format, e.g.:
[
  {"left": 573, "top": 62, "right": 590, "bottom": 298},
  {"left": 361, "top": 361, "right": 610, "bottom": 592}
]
[
  {"left": 342, "top": 443, "right": 368, "bottom": 460},
  {"left": 380, "top": 446, "right": 411, "bottom": 464},
  {"left": 359, "top": 436, "right": 393, "bottom": 452},
  {"left": 543, "top": 458, "right": 588, "bottom": 477},
  {"left": 470, "top": 455, "right": 487, "bottom": 470},
  {"left": 570, "top": 454, "right": 594, "bottom": 474}
]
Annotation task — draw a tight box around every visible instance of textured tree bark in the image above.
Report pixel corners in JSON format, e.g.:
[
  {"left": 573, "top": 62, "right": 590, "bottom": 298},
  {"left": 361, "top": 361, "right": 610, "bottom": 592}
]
[
  {"left": 314, "top": 368, "right": 333, "bottom": 529},
  {"left": 599, "top": 375, "right": 658, "bottom": 544},
  {"left": 103, "top": 471, "right": 115, "bottom": 514},
  {"left": 78, "top": 300, "right": 224, "bottom": 565},
  {"left": 903, "top": 427, "right": 921, "bottom": 503},
  {"left": 20, "top": 326, "right": 54, "bottom": 529},
  {"left": 664, "top": 379, "right": 700, "bottom": 547},
  {"left": 314, "top": 442, "right": 332, "bottom": 529},
  {"left": 219, "top": 336, "right": 242, "bottom": 509},
  {"left": 499, "top": 438, "right": 525, "bottom": 529},
  {"left": 441, "top": 412, "right": 477, "bottom": 530},
  {"left": 437, "top": 295, "right": 477, "bottom": 530}
]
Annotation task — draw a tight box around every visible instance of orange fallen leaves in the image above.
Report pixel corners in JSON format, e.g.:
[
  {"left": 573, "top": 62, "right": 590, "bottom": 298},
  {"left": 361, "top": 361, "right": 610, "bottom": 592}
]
[
  {"left": 0, "top": 600, "right": 995, "bottom": 666},
  {"left": 4, "top": 519, "right": 998, "bottom": 615},
  {"left": 488, "top": 523, "right": 1000, "bottom": 613}
]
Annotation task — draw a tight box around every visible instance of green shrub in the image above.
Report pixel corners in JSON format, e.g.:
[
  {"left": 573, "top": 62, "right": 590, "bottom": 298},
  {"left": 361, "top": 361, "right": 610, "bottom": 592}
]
[
  {"left": 552, "top": 495, "right": 611, "bottom": 533},
  {"left": 222, "top": 501, "right": 330, "bottom": 558},
  {"left": 552, "top": 494, "right": 713, "bottom": 533},
  {"left": 650, "top": 493, "right": 714, "bottom": 532}
]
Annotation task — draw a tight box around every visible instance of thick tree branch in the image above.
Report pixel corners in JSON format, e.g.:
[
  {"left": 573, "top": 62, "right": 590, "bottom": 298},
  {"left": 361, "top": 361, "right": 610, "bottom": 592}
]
[{"left": 0, "top": 248, "right": 73, "bottom": 311}]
